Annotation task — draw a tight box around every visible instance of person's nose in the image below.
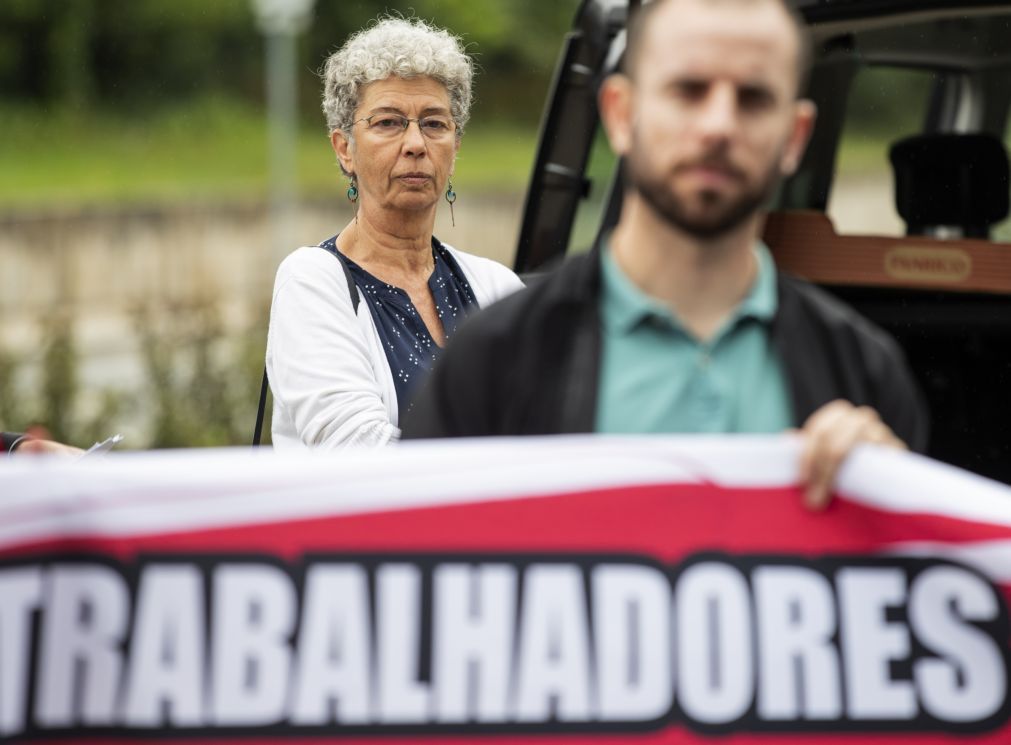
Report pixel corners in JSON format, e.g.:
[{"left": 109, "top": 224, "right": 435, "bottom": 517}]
[
  {"left": 401, "top": 119, "right": 428, "bottom": 157},
  {"left": 697, "top": 84, "right": 737, "bottom": 144}
]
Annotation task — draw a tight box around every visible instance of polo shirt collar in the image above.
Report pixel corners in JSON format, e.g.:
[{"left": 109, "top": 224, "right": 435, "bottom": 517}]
[
  {"left": 600, "top": 239, "right": 779, "bottom": 335},
  {"left": 736, "top": 241, "right": 779, "bottom": 324}
]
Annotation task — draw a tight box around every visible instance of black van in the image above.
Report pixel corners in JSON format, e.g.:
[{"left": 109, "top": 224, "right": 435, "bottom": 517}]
[{"left": 516, "top": 0, "right": 1011, "bottom": 484}]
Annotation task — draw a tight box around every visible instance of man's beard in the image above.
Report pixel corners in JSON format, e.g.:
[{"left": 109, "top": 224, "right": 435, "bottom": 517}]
[{"left": 626, "top": 140, "right": 783, "bottom": 239}]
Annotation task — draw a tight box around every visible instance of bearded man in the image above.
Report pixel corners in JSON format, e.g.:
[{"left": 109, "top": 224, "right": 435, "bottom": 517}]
[{"left": 404, "top": 0, "right": 927, "bottom": 508}]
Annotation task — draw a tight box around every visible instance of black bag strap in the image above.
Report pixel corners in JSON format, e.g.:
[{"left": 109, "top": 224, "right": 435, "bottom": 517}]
[
  {"left": 253, "top": 369, "right": 270, "bottom": 447},
  {"left": 319, "top": 240, "right": 362, "bottom": 314},
  {"left": 253, "top": 243, "right": 361, "bottom": 446}
]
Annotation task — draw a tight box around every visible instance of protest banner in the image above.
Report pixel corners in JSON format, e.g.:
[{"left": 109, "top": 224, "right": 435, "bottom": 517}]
[{"left": 1, "top": 435, "right": 1010, "bottom": 743}]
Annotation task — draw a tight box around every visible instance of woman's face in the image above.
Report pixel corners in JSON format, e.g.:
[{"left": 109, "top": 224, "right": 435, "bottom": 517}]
[{"left": 332, "top": 75, "right": 459, "bottom": 216}]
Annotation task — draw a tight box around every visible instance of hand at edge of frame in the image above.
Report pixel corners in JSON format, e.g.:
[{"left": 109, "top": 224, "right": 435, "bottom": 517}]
[{"left": 13, "top": 438, "right": 84, "bottom": 457}]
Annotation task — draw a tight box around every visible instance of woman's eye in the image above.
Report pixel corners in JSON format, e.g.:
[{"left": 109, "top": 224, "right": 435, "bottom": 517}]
[
  {"left": 375, "top": 118, "right": 403, "bottom": 129},
  {"left": 422, "top": 119, "right": 450, "bottom": 131}
]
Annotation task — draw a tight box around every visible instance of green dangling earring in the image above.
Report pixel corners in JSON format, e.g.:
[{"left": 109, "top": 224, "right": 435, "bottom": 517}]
[
  {"left": 347, "top": 175, "right": 359, "bottom": 222},
  {"left": 445, "top": 180, "right": 457, "bottom": 227}
]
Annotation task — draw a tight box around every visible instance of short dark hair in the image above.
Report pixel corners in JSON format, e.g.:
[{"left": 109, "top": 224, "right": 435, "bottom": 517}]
[{"left": 622, "top": 0, "right": 813, "bottom": 97}]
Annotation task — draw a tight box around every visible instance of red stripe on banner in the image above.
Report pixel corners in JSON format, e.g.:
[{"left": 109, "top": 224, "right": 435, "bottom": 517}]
[{"left": 4, "top": 482, "right": 1011, "bottom": 560}]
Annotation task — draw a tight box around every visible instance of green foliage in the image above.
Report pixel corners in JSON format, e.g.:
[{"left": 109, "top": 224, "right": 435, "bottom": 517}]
[
  {"left": 135, "top": 300, "right": 269, "bottom": 448},
  {"left": 47, "top": 0, "right": 95, "bottom": 111},
  {"left": 0, "top": 303, "right": 267, "bottom": 449},
  {"left": 0, "top": 316, "right": 128, "bottom": 446},
  {"left": 844, "top": 67, "right": 939, "bottom": 137},
  {"left": 0, "top": 349, "right": 27, "bottom": 430},
  {"left": 0, "top": 0, "right": 578, "bottom": 124},
  {"left": 0, "top": 1, "right": 578, "bottom": 208},
  {"left": 39, "top": 313, "right": 77, "bottom": 443}
]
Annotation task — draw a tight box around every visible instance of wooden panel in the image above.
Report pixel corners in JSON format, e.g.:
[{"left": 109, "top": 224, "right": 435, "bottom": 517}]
[{"left": 763, "top": 210, "right": 1011, "bottom": 295}]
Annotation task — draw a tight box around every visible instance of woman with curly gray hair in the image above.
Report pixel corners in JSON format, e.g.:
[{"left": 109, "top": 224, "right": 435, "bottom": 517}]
[{"left": 266, "top": 16, "right": 523, "bottom": 450}]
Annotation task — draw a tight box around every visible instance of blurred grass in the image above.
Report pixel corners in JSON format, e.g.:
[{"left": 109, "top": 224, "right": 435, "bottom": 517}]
[
  {"left": 0, "top": 99, "right": 541, "bottom": 209},
  {"left": 0, "top": 98, "right": 900, "bottom": 210}
]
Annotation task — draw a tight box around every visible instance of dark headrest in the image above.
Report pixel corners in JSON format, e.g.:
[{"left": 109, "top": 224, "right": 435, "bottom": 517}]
[{"left": 889, "top": 133, "right": 1009, "bottom": 236}]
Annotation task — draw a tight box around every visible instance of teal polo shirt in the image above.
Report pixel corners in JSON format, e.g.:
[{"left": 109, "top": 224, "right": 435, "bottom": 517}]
[{"left": 595, "top": 242, "right": 792, "bottom": 434}]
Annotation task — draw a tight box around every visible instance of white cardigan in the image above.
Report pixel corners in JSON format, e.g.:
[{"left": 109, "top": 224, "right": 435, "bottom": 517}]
[{"left": 267, "top": 243, "right": 524, "bottom": 451}]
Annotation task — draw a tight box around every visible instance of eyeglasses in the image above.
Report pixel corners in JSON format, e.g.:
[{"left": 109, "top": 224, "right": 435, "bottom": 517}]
[{"left": 352, "top": 114, "right": 456, "bottom": 140}]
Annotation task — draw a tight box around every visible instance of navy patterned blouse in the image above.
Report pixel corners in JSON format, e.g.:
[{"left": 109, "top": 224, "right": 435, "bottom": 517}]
[{"left": 319, "top": 236, "right": 480, "bottom": 423}]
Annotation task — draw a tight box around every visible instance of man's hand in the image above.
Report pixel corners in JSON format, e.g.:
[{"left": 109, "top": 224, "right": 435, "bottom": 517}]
[
  {"left": 13, "top": 438, "right": 84, "bottom": 457},
  {"left": 797, "top": 400, "right": 907, "bottom": 511}
]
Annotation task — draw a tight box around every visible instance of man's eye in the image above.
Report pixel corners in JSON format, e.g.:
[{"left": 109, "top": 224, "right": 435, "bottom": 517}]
[
  {"left": 675, "top": 81, "right": 709, "bottom": 101},
  {"left": 739, "top": 88, "right": 774, "bottom": 110}
]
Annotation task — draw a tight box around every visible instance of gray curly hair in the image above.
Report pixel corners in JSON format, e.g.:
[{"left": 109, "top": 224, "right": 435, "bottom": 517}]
[{"left": 321, "top": 17, "right": 474, "bottom": 138}]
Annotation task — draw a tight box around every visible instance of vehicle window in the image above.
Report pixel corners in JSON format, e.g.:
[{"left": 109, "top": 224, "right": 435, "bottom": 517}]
[
  {"left": 989, "top": 116, "right": 1011, "bottom": 242},
  {"left": 567, "top": 128, "right": 618, "bottom": 254},
  {"left": 827, "top": 67, "right": 939, "bottom": 237}
]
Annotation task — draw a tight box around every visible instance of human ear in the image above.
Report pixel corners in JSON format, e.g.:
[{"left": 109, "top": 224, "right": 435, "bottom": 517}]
[
  {"left": 781, "top": 99, "right": 817, "bottom": 175},
  {"left": 599, "top": 73, "right": 635, "bottom": 157},
  {"left": 331, "top": 129, "right": 355, "bottom": 175}
]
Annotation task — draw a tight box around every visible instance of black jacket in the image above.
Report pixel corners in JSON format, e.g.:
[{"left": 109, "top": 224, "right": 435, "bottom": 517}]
[{"left": 404, "top": 248, "right": 929, "bottom": 451}]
